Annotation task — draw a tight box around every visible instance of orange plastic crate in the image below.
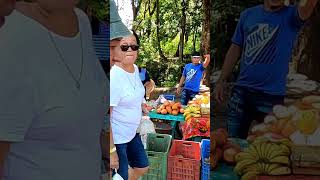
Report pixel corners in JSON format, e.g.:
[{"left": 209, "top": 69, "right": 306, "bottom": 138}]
[{"left": 167, "top": 140, "right": 201, "bottom": 180}]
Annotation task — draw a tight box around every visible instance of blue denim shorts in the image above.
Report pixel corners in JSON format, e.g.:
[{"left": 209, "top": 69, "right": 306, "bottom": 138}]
[
  {"left": 113, "top": 134, "right": 149, "bottom": 180},
  {"left": 227, "top": 86, "right": 284, "bottom": 139},
  {"left": 181, "top": 89, "right": 198, "bottom": 105}
]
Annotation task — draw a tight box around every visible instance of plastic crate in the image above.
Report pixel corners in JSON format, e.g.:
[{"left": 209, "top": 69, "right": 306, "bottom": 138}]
[
  {"left": 201, "top": 139, "right": 210, "bottom": 180},
  {"left": 142, "top": 134, "right": 172, "bottom": 180},
  {"left": 167, "top": 140, "right": 201, "bottom": 180},
  {"left": 153, "top": 121, "right": 173, "bottom": 135},
  {"left": 163, "top": 94, "right": 175, "bottom": 101},
  {"left": 146, "top": 133, "right": 172, "bottom": 153}
]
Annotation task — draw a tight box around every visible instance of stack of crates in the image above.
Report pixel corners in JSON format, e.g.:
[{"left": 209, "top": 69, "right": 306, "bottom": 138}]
[
  {"left": 167, "top": 140, "right": 201, "bottom": 180},
  {"left": 201, "top": 139, "right": 210, "bottom": 180},
  {"left": 142, "top": 133, "right": 172, "bottom": 180}
]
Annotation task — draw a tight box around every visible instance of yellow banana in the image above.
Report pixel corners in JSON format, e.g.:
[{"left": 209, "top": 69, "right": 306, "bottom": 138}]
[
  {"left": 261, "top": 143, "right": 268, "bottom": 160},
  {"left": 235, "top": 152, "right": 257, "bottom": 162},
  {"left": 241, "top": 171, "right": 258, "bottom": 180},
  {"left": 253, "top": 143, "right": 263, "bottom": 160},
  {"left": 279, "top": 144, "right": 290, "bottom": 156},
  {"left": 278, "top": 139, "right": 293, "bottom": 148},
  {"left": 268, "top": 144, "right": 284, "bottom": 159},
  {"left": 264, "top": 143, "right": 273, "bottom": 160},
  {"left": 265, "top": 163, "right": 281, "bottom": 174},
  {"left": 269, "top": 156, "right": 290, "bottom": 165},
  {"left": 185, "top": 114, "right": 192, "bottom": 120},
  {"left": 246, "top": 145, "right": 259, "bottom": 160},
  {"left": 234, "top": 159, "right": 256, "bottom": 175},
  {"left": 269, "top": 166, "right": 291, "bottom": 175}
]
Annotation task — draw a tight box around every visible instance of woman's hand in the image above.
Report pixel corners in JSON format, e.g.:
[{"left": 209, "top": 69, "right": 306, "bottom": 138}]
[
  {"left": 142, "top": 103, "right": 150, "bottom": 115},
  {"left": 110, "top": 151, "right": 119, "bottom": 170}
]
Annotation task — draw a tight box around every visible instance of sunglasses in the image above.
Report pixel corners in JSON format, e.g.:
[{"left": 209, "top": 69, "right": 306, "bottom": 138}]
[{"left": 120, "top": 45, "right": 140, "bottom": 51}]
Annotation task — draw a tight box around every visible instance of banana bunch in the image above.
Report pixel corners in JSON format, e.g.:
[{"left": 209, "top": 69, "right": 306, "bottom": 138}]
[
  {"left": 234, "top": 139, "right": 292, "bottom": 180},
  {"left": 183, "top": 105, "right": 201, "bottom": 122}
]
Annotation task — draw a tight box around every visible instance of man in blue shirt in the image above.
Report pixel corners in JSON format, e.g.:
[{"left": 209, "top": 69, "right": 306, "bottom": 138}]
[
  {"left": 177, "top": 52, "right": 210, "bottom": 105},
  {"left": 215, "top": 0, "right": 318, "bottom": 138}
]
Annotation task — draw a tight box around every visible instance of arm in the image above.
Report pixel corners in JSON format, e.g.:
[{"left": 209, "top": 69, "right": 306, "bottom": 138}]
[
  {"left": 217, "top": 44, "right": 242, "bottom": 83},
  {"left": 176, "top": 75, "right": 186, "bottom": 94},
  {"left": 109, "top": 108, "right": 116, "bottom": 153},
  {"left": 109, "top": 107, "right": 119, "bottom": 171},
  {"left": 298, "top": 0, "right": 318, "bottom": 20},
  {"left": 0, "top": 141, "right": 10, "bottom": 178},
  {"left": 178, "top": 75, "right": 186, "bottom": 88},
  {"left": 202, "top": 54, "right": 211, "bottom": 68}
]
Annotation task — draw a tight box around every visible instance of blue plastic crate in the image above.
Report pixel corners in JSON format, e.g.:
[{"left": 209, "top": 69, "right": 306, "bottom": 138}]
[
  {"left": 162, "top": 94, "right": 175, "bottom": 101},
  {"left": 201, "top": 139, "right": 210, "bottom": 180}
]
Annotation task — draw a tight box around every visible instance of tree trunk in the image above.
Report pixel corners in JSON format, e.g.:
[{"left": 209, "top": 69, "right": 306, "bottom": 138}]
[
  {"left": 156, "top": 0, "right": 167, "bottom": 60},
  {"left": 201, "top": 0, "right": 211, "bottom": 85},
  {"left": 131, "top": 0, "right": 141, "bottom": 21},
  {"left": 193, "top": 27, "right": 197, "bottom": 53},
  {"left": 295, "top": 5, "right": 320, "bottom": 82},
  {"left": 179, "top": 0, "right": 187, "bottom": 62}
]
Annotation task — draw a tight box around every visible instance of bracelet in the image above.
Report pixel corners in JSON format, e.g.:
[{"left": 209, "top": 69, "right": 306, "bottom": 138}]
[{"left": 110, "top": 147, "right": 117, "bottom": 154}]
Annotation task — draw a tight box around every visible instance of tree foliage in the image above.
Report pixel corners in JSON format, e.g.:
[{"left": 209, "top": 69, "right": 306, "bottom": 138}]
[
  {"left": 210, "top": 0, "right": 262, "bottom": 70},
  {"left": 132, "top": 0, "right": 206, "bottom": 86}
]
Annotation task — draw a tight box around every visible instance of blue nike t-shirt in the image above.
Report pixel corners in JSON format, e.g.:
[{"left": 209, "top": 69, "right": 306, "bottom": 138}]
[
  {"left": 232, "top": 5, "right": 304, "bottom": 95},
  {"left": 183, "top": 63, "right": 205, "bottom": 92}
]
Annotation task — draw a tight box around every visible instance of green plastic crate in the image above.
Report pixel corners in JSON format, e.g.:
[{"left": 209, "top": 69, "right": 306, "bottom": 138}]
[
  {"left": 146, "top": 133, "right": 172, "bottom": 153},
  {"left": 142, "top": 133, "right": 172, "bottom": 180}
]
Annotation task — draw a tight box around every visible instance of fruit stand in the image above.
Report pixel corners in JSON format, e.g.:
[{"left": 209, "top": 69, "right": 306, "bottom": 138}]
[
  {"left": 140, "top": 88, "right": 211, "bottom": 180},
  {"left": 211, "top": 94, "right": 320, "bottom": 180}
]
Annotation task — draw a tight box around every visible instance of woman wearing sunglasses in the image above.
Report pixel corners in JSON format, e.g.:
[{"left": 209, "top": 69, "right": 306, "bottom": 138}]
[
  {"left": 110, "top": 34, "right": 149, "bottom": 180},
  {"left": 0, "top": 0, "right": 107, "bottom": 179}
]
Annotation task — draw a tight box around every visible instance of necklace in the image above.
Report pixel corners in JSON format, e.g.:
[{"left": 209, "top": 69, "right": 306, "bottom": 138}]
[
  {"left": 126, "top": 71, "right": 137, "bottom": 90},
  {"left": 48, "top": 31, "right": 84, "bottom": 90}
]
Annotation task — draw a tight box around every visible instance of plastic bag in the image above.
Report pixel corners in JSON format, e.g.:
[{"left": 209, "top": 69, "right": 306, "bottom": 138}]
[
  {"left": 137, "top": 116, "right": 156, "bottom": 149},
  {"left": 113, "top": 169, "right": 124, "bottom": 180}
]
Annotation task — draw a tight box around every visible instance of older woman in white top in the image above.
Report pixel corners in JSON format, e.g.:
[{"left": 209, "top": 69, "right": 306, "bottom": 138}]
[
  {"left": 0, "top": 0, "right": 107, "bottom": 179},
  {"left": 110, "top": 34, "right": 149, "bottom": 180}
]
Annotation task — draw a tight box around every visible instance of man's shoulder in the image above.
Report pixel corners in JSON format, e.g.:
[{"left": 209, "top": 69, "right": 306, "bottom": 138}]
[{"left": 241, "top": 5, "right": 263, "bottom": 16}]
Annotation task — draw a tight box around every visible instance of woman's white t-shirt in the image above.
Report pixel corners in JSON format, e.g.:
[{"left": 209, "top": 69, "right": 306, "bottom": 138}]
[
  {"left": 110, "top": 64, "right": 145, "bottom": 144},
  {"left": 0, "top": 9, "right": 108, "bottom": 180}
]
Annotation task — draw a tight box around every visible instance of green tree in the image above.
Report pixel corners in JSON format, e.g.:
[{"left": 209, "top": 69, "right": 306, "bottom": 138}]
[{"left": 131, "top": 0, "right": 208, "bottom": 87}]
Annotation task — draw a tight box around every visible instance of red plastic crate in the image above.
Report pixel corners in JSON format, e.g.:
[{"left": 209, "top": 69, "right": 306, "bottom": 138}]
[{"left": 167, "top": 140, "right": 201, "bottom": 180}]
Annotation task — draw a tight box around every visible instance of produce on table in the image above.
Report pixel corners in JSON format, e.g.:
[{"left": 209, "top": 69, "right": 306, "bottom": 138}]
[
  {"left": 210, "top": 129, "right": 242, "bottom": 169},
  {"left": 234, "top": 138, "right": 292, "bottom": 180},
  {"left": 286, "top": 73, "right": 320, "bottom": 95},
  {"left": 249, "top": 95, "right": 320, "bottom": 145},
  {"left": 155, "top": 101, "right": 183, "bottom": 116},
  {"left": 183, "top": 105, "right": 201, "bottom": 122}
]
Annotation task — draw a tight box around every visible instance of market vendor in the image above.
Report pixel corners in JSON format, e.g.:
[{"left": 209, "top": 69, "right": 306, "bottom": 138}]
[
  {"left": 215, "top": 0, "right": 318, "bottom": 138},
  {"left": 177, "top": 52, "right": 210, "bottom": 105}
]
